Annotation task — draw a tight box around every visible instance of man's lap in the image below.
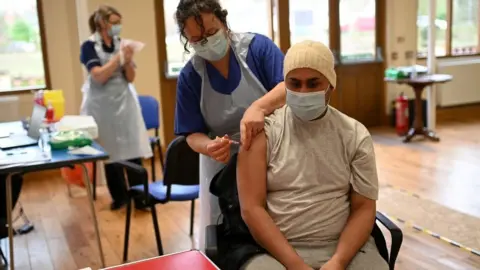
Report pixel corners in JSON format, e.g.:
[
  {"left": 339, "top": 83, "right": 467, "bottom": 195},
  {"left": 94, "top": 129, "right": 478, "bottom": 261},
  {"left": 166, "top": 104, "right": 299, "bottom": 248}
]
[{"left": 241, "top": 237, "right": 388, "bottom": 270}]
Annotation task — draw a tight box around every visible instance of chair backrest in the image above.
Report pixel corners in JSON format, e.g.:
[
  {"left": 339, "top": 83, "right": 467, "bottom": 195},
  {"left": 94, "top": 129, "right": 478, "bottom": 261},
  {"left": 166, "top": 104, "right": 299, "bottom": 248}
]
[
  {"left": 138, "top": 95, "right": 160, "bottom": 130},
  {"left": 163, "top": 136, "right": 199, "bottom": 187}
]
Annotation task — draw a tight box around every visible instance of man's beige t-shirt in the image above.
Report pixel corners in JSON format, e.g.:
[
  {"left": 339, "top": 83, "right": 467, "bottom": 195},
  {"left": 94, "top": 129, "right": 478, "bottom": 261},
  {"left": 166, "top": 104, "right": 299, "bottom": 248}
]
[{"left": 264, "top": 105, "right": 378, "bottom": 246}]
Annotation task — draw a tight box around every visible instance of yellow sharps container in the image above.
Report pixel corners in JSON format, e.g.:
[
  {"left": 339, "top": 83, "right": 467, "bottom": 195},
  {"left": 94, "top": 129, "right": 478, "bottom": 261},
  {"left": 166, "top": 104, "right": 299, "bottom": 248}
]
[{"left": 43, "top": 90, "right": 65, "bottom": 121}]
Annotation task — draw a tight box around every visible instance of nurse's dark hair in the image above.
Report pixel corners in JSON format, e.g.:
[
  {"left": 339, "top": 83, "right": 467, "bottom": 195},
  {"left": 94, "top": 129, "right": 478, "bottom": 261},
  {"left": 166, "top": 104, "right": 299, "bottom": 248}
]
[
  {"left": 88, "top": 5, "right": 122, "bottom": 34},
  {"left": 175, "top": 0, "right": 230, "bottom": 53}
]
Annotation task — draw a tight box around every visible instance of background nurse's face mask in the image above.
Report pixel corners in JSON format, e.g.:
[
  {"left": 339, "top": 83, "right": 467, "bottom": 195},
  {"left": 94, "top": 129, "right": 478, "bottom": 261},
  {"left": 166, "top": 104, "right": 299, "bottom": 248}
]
[
  {"left": 191, "top": 29, "right": 229, "bottom": 61},
  {"left": 108, "top": 24, "right": 122, "bottom": 37},
  {"left": 286, "top": 86, "right": 329, "bottom": 121}
]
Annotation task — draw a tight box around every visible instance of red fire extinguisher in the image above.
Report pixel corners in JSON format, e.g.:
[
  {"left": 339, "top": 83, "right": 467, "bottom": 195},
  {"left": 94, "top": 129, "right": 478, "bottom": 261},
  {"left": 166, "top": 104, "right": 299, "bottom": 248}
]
[{"left": 395, "top": 92, "right": 409, "bottom": 136}]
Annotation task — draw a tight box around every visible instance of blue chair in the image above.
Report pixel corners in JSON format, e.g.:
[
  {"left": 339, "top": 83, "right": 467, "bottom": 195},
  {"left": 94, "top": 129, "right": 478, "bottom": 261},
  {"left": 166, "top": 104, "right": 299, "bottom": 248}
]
[
  {"left": 119, "top": 136, "right": 200, "bottom": 263},
  {"left": 138, "top": 95, "right": 164, "bottom": 181}
]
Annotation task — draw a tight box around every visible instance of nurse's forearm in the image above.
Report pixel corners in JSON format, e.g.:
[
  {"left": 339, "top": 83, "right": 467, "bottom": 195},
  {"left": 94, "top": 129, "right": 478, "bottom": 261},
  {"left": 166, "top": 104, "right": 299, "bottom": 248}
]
[
  {"left": 186, "top": 133, "right": 212, "bottom": 156},
  {"left": 252, "top": 82, "right": 286, "bottom": 116},
  {"left": 124, "top": 62, "right": 135, "bottom": 82},
  {"left": 90, "top": 55, "right": 121, "bottom": 84}
]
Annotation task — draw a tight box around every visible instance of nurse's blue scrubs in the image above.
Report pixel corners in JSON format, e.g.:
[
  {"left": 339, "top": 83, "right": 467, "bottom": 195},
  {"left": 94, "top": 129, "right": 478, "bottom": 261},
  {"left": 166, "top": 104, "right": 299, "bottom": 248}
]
[{"left": 174, "top": 33, "right": 284, "bottom": 249}]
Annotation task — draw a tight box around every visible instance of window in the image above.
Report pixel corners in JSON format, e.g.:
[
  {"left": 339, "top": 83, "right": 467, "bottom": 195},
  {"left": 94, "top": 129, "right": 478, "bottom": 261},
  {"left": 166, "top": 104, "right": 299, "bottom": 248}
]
[
  {"left": 417, "top": 0, "right": 448, "bottom": 57},
  {"left": 164, "top": 0, "right": 273, "bottom": 77},
  {"left": 289, "top": 0, "right": 329, "bottom": 46},
  {"left": 451, "top": 0, "right": 478, "bottom": 55},
  {"left": 0, "top": 0, "right": 47, "bottom": 92},
  {"left": 339, "top": 0, "right": 376, "bottom": 61},
  {"left": 417, "top": 0, "right": 480, "bottom": 58}
]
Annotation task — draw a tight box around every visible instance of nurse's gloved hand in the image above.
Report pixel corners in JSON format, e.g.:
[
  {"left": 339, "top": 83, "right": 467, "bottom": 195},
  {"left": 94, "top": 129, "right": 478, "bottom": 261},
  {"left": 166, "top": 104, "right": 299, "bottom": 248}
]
[
  {"left": 206, "top": 135, "right": 231, "bottom": 164},
  {"left": 122, "top": 46, "right": 134, "bottom": 64},
  {"left": 240, "top": 104, "right": 265, "bottom": 150}
]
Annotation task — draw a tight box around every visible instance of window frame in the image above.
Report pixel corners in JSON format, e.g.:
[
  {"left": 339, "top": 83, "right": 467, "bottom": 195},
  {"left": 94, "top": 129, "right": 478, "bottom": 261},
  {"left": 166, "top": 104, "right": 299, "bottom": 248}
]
[
  {"left": 417, "top": 0, "right": 480, "bottom": 59},
  {"left": 0, "top": 0, "right": 51, "bottom": 94}
]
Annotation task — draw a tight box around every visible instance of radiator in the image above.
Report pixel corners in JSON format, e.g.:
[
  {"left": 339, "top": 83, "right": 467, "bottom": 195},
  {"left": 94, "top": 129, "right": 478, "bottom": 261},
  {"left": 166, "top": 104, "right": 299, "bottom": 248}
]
[{"left": 437, "top": 58, "right": 480, "bottom": 107}]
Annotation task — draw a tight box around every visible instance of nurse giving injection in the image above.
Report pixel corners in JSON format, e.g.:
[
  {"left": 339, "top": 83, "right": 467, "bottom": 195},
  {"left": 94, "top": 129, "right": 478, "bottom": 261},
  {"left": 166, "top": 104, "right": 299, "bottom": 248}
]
[{"left": 173, "top": 0, "right": 286, "bottom": 249}]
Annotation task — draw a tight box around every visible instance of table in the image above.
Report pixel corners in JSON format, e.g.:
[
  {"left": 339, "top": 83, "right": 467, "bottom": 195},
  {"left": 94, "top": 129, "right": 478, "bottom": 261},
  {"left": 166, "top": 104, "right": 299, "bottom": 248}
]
[
  {"left": 385, "top": 74, "right": 453, "bottom": 143},
  {"left": 101, "top": 250, "right": 219, "bottom": 270},
  {"left": 0, "top": 121, "right": 109, "bottom": 269}
]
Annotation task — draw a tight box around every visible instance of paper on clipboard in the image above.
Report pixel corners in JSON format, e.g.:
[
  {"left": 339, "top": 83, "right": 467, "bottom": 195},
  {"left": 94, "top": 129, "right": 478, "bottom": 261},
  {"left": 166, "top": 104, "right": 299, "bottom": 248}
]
[
  {"left": 121, "top": 39, "right": 145, "bottom": 53},
  {"left": 0, "top": 148, "right": 51, "bottom": 168}
]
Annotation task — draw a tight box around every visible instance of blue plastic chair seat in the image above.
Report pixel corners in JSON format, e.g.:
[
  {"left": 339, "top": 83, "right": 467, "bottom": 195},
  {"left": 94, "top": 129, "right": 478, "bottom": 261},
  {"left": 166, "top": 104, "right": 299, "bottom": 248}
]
[{"left": 131, "top": 181, "right": 199, "bottom": 201}]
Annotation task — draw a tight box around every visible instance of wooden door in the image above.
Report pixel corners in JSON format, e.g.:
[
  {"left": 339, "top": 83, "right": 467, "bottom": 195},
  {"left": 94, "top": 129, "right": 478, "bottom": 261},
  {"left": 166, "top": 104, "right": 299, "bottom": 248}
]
[{"left": 328, "top": 0, "right": 386, "bottom": 127}]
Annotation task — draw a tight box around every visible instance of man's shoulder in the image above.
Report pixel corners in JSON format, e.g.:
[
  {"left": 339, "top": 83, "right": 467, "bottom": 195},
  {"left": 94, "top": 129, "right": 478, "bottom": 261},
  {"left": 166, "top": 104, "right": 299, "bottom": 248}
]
[
  {"left": 328, "top": 106, "right": 371, "bottom": 141},
  {"left": 265, "top": 105, "right": 288, "bottom": 127},
  {"left": 329, "top": 106, "right": 367, "bottom": 127}
]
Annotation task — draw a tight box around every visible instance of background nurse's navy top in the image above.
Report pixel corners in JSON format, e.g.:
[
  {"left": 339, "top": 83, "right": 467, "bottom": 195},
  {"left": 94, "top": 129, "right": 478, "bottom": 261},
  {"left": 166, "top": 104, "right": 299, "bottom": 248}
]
[
  {"left": 175, "top": 33, "right": 285, "bottom": 136},
  {"left": 80, "top": 39, "right": 117, "bottom": 71}
]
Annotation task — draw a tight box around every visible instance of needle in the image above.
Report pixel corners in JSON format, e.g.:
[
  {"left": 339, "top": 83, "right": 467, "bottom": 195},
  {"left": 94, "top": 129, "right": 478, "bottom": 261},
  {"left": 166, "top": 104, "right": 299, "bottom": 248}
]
[{"left": 229, "top": 140, "right": 241, "bottom": 145}]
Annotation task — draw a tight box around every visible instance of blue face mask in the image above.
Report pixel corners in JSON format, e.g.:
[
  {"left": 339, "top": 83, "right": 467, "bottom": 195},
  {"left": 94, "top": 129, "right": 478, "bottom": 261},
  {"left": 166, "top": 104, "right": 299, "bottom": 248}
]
[
  {"left": 191, "top": 29, "right": 229, "bottom": 61},
  {"left": 286, "top": 86, "right": 329, "bottom": 121},
  {"left": 108, "top": 24, "right": 122, "bottom": 37}
]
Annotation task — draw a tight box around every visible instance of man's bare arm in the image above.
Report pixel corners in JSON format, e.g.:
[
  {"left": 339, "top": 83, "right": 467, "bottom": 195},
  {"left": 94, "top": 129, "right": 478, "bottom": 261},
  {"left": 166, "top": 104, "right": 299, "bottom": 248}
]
[
  {"left": 330, "top": 191, "right": 376, "bottom": 268},
  {"left": 237, "top": 132, "right": 309, "bottom": 269}
]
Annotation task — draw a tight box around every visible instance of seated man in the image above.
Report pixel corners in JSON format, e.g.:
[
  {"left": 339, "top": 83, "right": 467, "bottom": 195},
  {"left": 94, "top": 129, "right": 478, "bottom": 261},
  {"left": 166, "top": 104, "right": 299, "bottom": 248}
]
[{"left": 237, "top": 40, "right": 388, "bottom": 270}]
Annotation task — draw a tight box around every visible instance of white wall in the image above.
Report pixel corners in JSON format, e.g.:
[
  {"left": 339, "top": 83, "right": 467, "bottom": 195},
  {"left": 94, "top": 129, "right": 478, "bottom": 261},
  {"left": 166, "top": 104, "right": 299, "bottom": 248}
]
[
  {"left": 385, "top": 0, "right": 480, "bottom": 113},
  {"left": 385, "top": 0, "right": 421, "bottom": 113}
]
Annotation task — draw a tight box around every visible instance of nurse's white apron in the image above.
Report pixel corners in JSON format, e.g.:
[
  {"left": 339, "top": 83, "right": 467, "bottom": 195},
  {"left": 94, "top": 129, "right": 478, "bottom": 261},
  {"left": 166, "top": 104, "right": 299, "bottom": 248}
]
[
  {"left": 80, "top": 33, "right": 152, "bottom": 163},
  {"left": 191, "top": 32, "right": 268, "bottom": 250}
]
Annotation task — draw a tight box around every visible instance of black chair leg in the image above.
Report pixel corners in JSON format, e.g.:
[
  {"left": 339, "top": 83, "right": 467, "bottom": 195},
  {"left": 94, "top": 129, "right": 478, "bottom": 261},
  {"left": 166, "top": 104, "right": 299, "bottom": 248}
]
[
  {"left": 190, "top": 200, "right": 195, "bottom": 236},
  {"left": 150, "top": 146, "right": 156, "bottom": 182},
  {"left": 150, "top": 205, "right": 164, "bottom": 255},
  {"left": 122, "top": 199, "right": 133, "bottom": 263},
  {"left": 0, "top": 247, "right": 7, "bottom": 266},
  {"left": 92, "top": 162, "right": 97, "bottom": 201},
  {"left": 156, "top": 140, "right": 164, "bottom": 171}
]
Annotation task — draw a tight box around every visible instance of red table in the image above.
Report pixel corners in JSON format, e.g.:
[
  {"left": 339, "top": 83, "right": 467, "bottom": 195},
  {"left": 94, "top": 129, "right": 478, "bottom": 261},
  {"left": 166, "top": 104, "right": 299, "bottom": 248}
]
[{"left": 100, "top": 250, "right": 219, "bottom": 270}]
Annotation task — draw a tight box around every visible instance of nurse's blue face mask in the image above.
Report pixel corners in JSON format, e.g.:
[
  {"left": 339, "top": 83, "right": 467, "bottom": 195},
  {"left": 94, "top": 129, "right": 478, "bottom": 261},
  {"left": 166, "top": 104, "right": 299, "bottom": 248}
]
[
  {"left": 190, "top": 29, "right": 229, "bottom": 62},
  {"left": 108, "top": 24, "right": 122, "bottom": 37},
  {"left": 106, "top": 16, "right": 122, "bottom": 37}
]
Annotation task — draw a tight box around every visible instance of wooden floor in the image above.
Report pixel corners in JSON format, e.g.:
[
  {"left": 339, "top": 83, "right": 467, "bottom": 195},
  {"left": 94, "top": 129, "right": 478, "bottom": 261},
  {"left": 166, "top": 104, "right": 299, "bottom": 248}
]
[{"left": 6, "top": 107, "right": 480, "bottom": 270}]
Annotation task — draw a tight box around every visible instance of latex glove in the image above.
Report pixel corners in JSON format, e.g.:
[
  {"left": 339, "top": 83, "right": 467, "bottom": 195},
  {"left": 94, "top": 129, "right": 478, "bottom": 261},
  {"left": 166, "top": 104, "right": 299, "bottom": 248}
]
[
  {"left": 121, "top": 39, "right": 145, "bottom": 53},
  {"left": 122, "top": 45, "right": 134, "bottom": 64},
  {"left": 206, "top": 135, "right": 231, "bottom": 163}
]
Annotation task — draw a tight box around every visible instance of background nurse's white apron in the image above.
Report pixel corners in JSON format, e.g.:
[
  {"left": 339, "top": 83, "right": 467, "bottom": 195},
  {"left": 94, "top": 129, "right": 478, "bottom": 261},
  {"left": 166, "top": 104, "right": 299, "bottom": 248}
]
[
  {"left": 191, "top": 32, "right": 268, "bottom": 250},
  {"left": 80, "top": 33, "right": 152, "bottom": 163}
]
